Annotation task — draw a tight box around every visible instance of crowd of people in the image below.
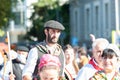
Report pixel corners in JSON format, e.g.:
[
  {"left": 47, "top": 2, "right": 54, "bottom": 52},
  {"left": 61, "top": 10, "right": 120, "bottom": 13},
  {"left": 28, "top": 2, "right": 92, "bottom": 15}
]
[{"left": 0, "top": 20, "right": 120, "bottom": 80}]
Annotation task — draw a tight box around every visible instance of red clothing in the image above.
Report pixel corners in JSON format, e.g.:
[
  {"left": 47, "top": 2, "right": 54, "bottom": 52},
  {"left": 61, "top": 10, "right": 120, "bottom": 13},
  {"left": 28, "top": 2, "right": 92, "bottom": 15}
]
[{"left": 89, "top": 58, "right": 103, "bottom": 70}]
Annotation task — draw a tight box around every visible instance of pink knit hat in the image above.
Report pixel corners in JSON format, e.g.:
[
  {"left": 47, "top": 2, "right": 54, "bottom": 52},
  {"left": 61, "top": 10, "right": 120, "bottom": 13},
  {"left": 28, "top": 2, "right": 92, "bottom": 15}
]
[{"left": 38, "top": 54, "right": 61, "bottom": 70}]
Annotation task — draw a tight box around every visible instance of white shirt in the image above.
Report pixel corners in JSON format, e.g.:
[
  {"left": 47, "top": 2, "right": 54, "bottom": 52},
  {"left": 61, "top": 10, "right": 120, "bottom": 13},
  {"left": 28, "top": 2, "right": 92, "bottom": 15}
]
[
  {"left": 75, "top": 63, "right": 97, "bottom": 80},
  {"left": 0, "top": 61, "right": 12, "bottom": 80},
  {"left": 65, "top": 63, "right": 77, "bottom": 78},
  {"left": 22, "top": 47, "right": 38, "bottom": 77}
]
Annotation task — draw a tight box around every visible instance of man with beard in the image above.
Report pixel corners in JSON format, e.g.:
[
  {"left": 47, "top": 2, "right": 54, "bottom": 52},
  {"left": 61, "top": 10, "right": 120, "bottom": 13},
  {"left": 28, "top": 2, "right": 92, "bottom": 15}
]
[{"left": 22, "top": 20, "right": 65, "bottom": 80}]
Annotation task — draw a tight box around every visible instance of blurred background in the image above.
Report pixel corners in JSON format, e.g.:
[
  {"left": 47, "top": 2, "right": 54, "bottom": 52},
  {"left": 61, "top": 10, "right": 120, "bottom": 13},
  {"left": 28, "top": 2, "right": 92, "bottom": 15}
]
[{"left": 0, "top": 0, "right": 120, "bottom": 49}]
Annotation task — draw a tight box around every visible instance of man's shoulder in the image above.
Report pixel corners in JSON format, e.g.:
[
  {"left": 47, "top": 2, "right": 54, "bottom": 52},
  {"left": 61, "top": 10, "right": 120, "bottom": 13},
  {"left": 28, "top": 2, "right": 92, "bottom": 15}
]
[
  {"left": 76, "top": 63, "right": 97, "bottom": 80},
  {"left": 35, "top": 42, "right": 48, "bottom": 54},
  {"left": 36, "top": 41, "right": 62, "bottom": 50},
  {"left": 55, "top": 43, "right": 62, "bottom": 49},
  {"left": 36, "top": 41, "right": 46, "bottom": 47},
  {"left": 80, "top": 63, "right": 95, "bottom": 71}
]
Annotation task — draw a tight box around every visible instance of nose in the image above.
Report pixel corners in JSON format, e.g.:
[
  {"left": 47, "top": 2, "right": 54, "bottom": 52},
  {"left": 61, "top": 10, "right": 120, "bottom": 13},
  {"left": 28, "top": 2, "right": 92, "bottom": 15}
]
[{"left": 104, "top": 58, "right": 111, "bottom": 62}]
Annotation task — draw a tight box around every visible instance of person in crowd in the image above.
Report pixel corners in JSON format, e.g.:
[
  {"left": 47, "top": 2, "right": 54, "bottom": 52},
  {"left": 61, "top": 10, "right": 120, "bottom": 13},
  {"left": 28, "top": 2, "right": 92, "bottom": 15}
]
[
  {"left": 77, "top": 47, "right": 89, "bottom": 69},
  {"left": 89, "top": 44, "right": 120, "bottom": 80},
  {"left": 0, "top": 45, "right": 29, "bottom": 80},
  {"left": 22, "top": 20, "right": 65, "bottom": 80},
  {"left": 38, "top": 54, "right": 66, "bottom": 80},
  {"left": 0, "top": 52, "right": 4, "bottom": 80},
  {"left": 0, "top": 52, "right": 4, "bottom": 70},
  {"left": 63, "top": 44, "right": 79, "bottom": 79},
  {"left": 88, "top": 34, "right": 96, "bottom": 58},
  {"left": 75, "top": 38, "right": 109, "bottom": 80},
  {"left": 90, "top": 34, "right": 96, "bottom": 42}
]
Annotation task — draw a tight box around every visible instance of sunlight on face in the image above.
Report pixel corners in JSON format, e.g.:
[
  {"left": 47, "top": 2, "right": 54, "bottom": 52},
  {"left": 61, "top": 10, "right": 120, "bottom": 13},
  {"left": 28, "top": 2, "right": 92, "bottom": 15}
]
[
  {"left": 39, "top": 69, "right": 59, "bottom": 80},
  {"left": 46, "top": 28, "right": 61, "bottom": 43},
  {"left": 103, "top": 56, "right": 118, "bottom": 73},
  {"left": 92, "top": 45, "right": 103, "bottom": 64},
  {"left": 64, "top": 49, "right": 74, "bottom": 64}
]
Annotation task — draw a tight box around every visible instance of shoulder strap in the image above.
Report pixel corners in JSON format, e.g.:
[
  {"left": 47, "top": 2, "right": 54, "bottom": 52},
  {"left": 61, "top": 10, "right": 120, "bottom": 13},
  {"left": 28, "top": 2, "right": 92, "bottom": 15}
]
[{"left": 33, "top": 44, "right": 49, "bottom": 78}]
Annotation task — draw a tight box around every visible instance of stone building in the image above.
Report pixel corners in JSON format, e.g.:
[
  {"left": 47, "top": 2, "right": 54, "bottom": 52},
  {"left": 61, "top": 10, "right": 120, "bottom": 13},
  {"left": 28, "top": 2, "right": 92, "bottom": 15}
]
[{"left": 69, "top": 0, "right": 120, "bottom": 47}]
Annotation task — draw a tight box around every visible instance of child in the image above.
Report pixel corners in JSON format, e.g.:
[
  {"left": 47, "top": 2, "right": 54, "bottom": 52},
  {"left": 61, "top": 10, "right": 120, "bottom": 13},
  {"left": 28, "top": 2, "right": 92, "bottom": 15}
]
[{"left": 38, "top": 54, "right": 66, "bottom": 80}]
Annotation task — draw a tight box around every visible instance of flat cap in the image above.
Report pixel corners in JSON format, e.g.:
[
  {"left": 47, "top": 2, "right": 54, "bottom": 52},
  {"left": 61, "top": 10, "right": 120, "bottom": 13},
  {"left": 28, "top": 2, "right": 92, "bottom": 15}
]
[
  {"left": 44, "top": 20, "right": 65, "bottom": 30},
  {"left": 17, "top": 46, "right": 29, "bottom": 52}
]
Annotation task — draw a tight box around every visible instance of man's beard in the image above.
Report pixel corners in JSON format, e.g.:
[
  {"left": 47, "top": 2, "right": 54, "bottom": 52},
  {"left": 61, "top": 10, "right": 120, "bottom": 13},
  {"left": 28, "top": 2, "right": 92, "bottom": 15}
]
[{"left": 47, "top": 34, "right": 58, "bottom": 44}]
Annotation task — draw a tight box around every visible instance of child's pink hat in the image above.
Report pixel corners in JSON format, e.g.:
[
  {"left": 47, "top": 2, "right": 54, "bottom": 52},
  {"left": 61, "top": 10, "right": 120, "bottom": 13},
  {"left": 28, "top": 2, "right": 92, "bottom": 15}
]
[{"left": 38, "top": 54, "right": 61, "bottom": 69}]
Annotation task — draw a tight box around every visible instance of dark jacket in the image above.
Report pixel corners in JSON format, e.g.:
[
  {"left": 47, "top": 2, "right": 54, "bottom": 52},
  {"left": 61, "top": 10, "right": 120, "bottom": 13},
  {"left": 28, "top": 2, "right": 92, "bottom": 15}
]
[{"left": 12, "top": 59, "right": 25, "bottom": 80}]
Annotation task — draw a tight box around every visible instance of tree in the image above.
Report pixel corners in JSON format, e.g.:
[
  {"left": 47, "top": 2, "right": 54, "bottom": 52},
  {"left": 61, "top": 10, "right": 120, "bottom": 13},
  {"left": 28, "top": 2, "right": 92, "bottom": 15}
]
[
  {"left": 0, "top": 0, "right": 12, "bottom": 29},
  {"left": 26, "top": 0, "right": 70, "bottom": 45}
]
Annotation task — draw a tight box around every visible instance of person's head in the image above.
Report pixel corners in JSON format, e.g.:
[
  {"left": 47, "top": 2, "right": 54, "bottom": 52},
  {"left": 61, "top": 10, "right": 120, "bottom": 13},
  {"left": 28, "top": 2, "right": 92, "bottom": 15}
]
[
  {"left": 78, "top": 47, "right": 87, "bottom": 59},
  {"left": 44, "top": 20, "right": 65, "bottom": 44},
  {"left": 16, "top": 46, "right": 29, "bottom": 63},
  {"left": 38, "top": 54, "right": 61, "bottom": 80},
  {"left": 102, "top": 44, "right": 120, "bottom": 73},
  {"left": 90, "top": 34, "right": 95, "bottom": 42},
  {"left": 92, "top": 38, "right": 109, "bottom": 65},
  {"left": 63, "top": 44, "right": 75, "bottom": 64}
]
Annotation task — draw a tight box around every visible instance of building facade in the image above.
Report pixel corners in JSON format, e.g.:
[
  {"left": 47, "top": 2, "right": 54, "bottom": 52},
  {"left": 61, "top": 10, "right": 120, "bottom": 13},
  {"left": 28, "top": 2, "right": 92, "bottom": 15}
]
[
  {"left": 8, "top": 0, "right": 38, "bottom": 43},
  {"left": 69, "top": 0, "right": 120, "bottom": 46}
]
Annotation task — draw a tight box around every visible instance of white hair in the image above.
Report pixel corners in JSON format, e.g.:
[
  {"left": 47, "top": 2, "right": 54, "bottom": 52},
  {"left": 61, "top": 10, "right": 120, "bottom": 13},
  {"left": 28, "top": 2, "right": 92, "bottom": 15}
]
[{"left": 92, "top": 38, "right": 109, "bottom": 49}]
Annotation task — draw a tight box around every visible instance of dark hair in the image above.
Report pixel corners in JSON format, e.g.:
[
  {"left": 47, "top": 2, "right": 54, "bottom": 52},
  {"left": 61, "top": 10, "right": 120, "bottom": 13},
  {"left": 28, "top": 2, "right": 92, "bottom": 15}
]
[
  {"left": 102, "top": 49, "right": 118, "bottom": 59},
  {"left": 63, "top": 44, "right": 72, "bottom": 51},
  {"left": 78, "top": 47, "right": 87, "bottom": 56}
]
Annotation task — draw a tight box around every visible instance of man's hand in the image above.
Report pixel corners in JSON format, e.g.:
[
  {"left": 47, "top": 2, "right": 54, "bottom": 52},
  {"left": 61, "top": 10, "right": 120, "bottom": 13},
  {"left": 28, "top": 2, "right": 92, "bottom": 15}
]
[
  {"left": 9, "top": 73, "right": 16, "bottom": 80},
  {"left": 22, "top": 75, "right": 32, "bottom": 80}
]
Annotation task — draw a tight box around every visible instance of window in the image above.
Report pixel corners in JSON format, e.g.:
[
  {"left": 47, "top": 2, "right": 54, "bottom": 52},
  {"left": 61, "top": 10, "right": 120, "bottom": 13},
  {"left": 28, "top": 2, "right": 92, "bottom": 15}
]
[
  {"left": 93, "top": 1, "right": 100, "bottom": 37},
  {"left": 84, "top": 4, "right": 91, "bottom": 39},
  {"left": 13, "top": 12, "right": 21, "bottom": 25},
  {"left": 103, "top": 0, "right": 110, "bottom": 38},
  {"left": 105, "top": 3, "right": 109, "bottom": 29}
]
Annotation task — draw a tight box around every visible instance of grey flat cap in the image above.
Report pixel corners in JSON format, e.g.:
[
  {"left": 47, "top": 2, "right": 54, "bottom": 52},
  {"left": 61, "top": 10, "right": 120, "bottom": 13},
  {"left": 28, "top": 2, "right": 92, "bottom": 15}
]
[
  {"left": 44, "top": 20, "right": 65, "bottom": 30},
  {"left": 17, "top": 46, "right": 29, "bottom": 52}
]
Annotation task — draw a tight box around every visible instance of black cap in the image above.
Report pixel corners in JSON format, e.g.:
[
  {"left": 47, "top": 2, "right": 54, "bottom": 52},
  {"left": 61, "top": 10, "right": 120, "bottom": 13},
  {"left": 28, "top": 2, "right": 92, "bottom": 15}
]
[
  {"left": 16, "top": 46, "right": 29, "bottom": 52},
  {"left": 44, "top": 20, "right": 65, "bottom": 30}
]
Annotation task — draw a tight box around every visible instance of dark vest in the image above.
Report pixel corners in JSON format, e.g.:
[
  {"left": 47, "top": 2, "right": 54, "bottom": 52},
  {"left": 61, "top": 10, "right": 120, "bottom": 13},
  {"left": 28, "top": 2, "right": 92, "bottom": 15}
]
[
  {"left": 33, "top": 41, "right": 65, "bottom": 78},
  {"left": 12, "top": 59, "right": 25, "bottom": 80}
]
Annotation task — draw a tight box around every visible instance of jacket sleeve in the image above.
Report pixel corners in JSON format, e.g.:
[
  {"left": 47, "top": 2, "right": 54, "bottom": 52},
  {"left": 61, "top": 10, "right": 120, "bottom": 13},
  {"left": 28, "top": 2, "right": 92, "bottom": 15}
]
[{"left": 22, "top": 47, "right": 38, "bottom": 78}]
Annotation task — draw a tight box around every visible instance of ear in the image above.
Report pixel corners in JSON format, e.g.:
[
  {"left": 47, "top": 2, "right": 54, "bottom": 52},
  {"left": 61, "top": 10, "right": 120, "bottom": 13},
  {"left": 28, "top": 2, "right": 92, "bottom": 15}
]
[
  {"left": 44, "top": 29, "right": 47, "bottom": 35},
  {"left": 117, "top": 57, "right": 120, "bottom": 61}
]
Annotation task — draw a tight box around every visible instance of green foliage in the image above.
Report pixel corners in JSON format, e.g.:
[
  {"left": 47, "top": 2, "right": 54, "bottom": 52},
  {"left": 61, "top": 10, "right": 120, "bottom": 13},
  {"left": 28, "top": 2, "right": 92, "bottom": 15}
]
[
  {"left": 27, "top": 1, "right": 70, "bottom": 44},
  {"left": 0, "top": 0, "right": 12, "bottom": 29},
  {"left": 33, "top": 0, "right": 58, "bottom": 8},
  {"left": 0, "top": 29, "right": 5, "bottom": 37},
  {"left": 60, "top": 3, "right": 70, "bottom": 45}
]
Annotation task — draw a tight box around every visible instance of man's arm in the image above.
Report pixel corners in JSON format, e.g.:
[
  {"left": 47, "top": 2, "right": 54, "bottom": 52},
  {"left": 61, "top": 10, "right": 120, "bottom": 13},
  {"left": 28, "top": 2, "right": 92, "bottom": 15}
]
[{"left": 22, "top": 47, "right": 38, "bottom": 80}]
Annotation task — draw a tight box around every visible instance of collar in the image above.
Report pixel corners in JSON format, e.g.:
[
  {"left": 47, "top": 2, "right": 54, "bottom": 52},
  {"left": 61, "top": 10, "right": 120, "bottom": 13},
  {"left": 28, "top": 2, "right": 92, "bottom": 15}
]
[{"left": 89, "top": 58, "right": 103, "bottom": 70}]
